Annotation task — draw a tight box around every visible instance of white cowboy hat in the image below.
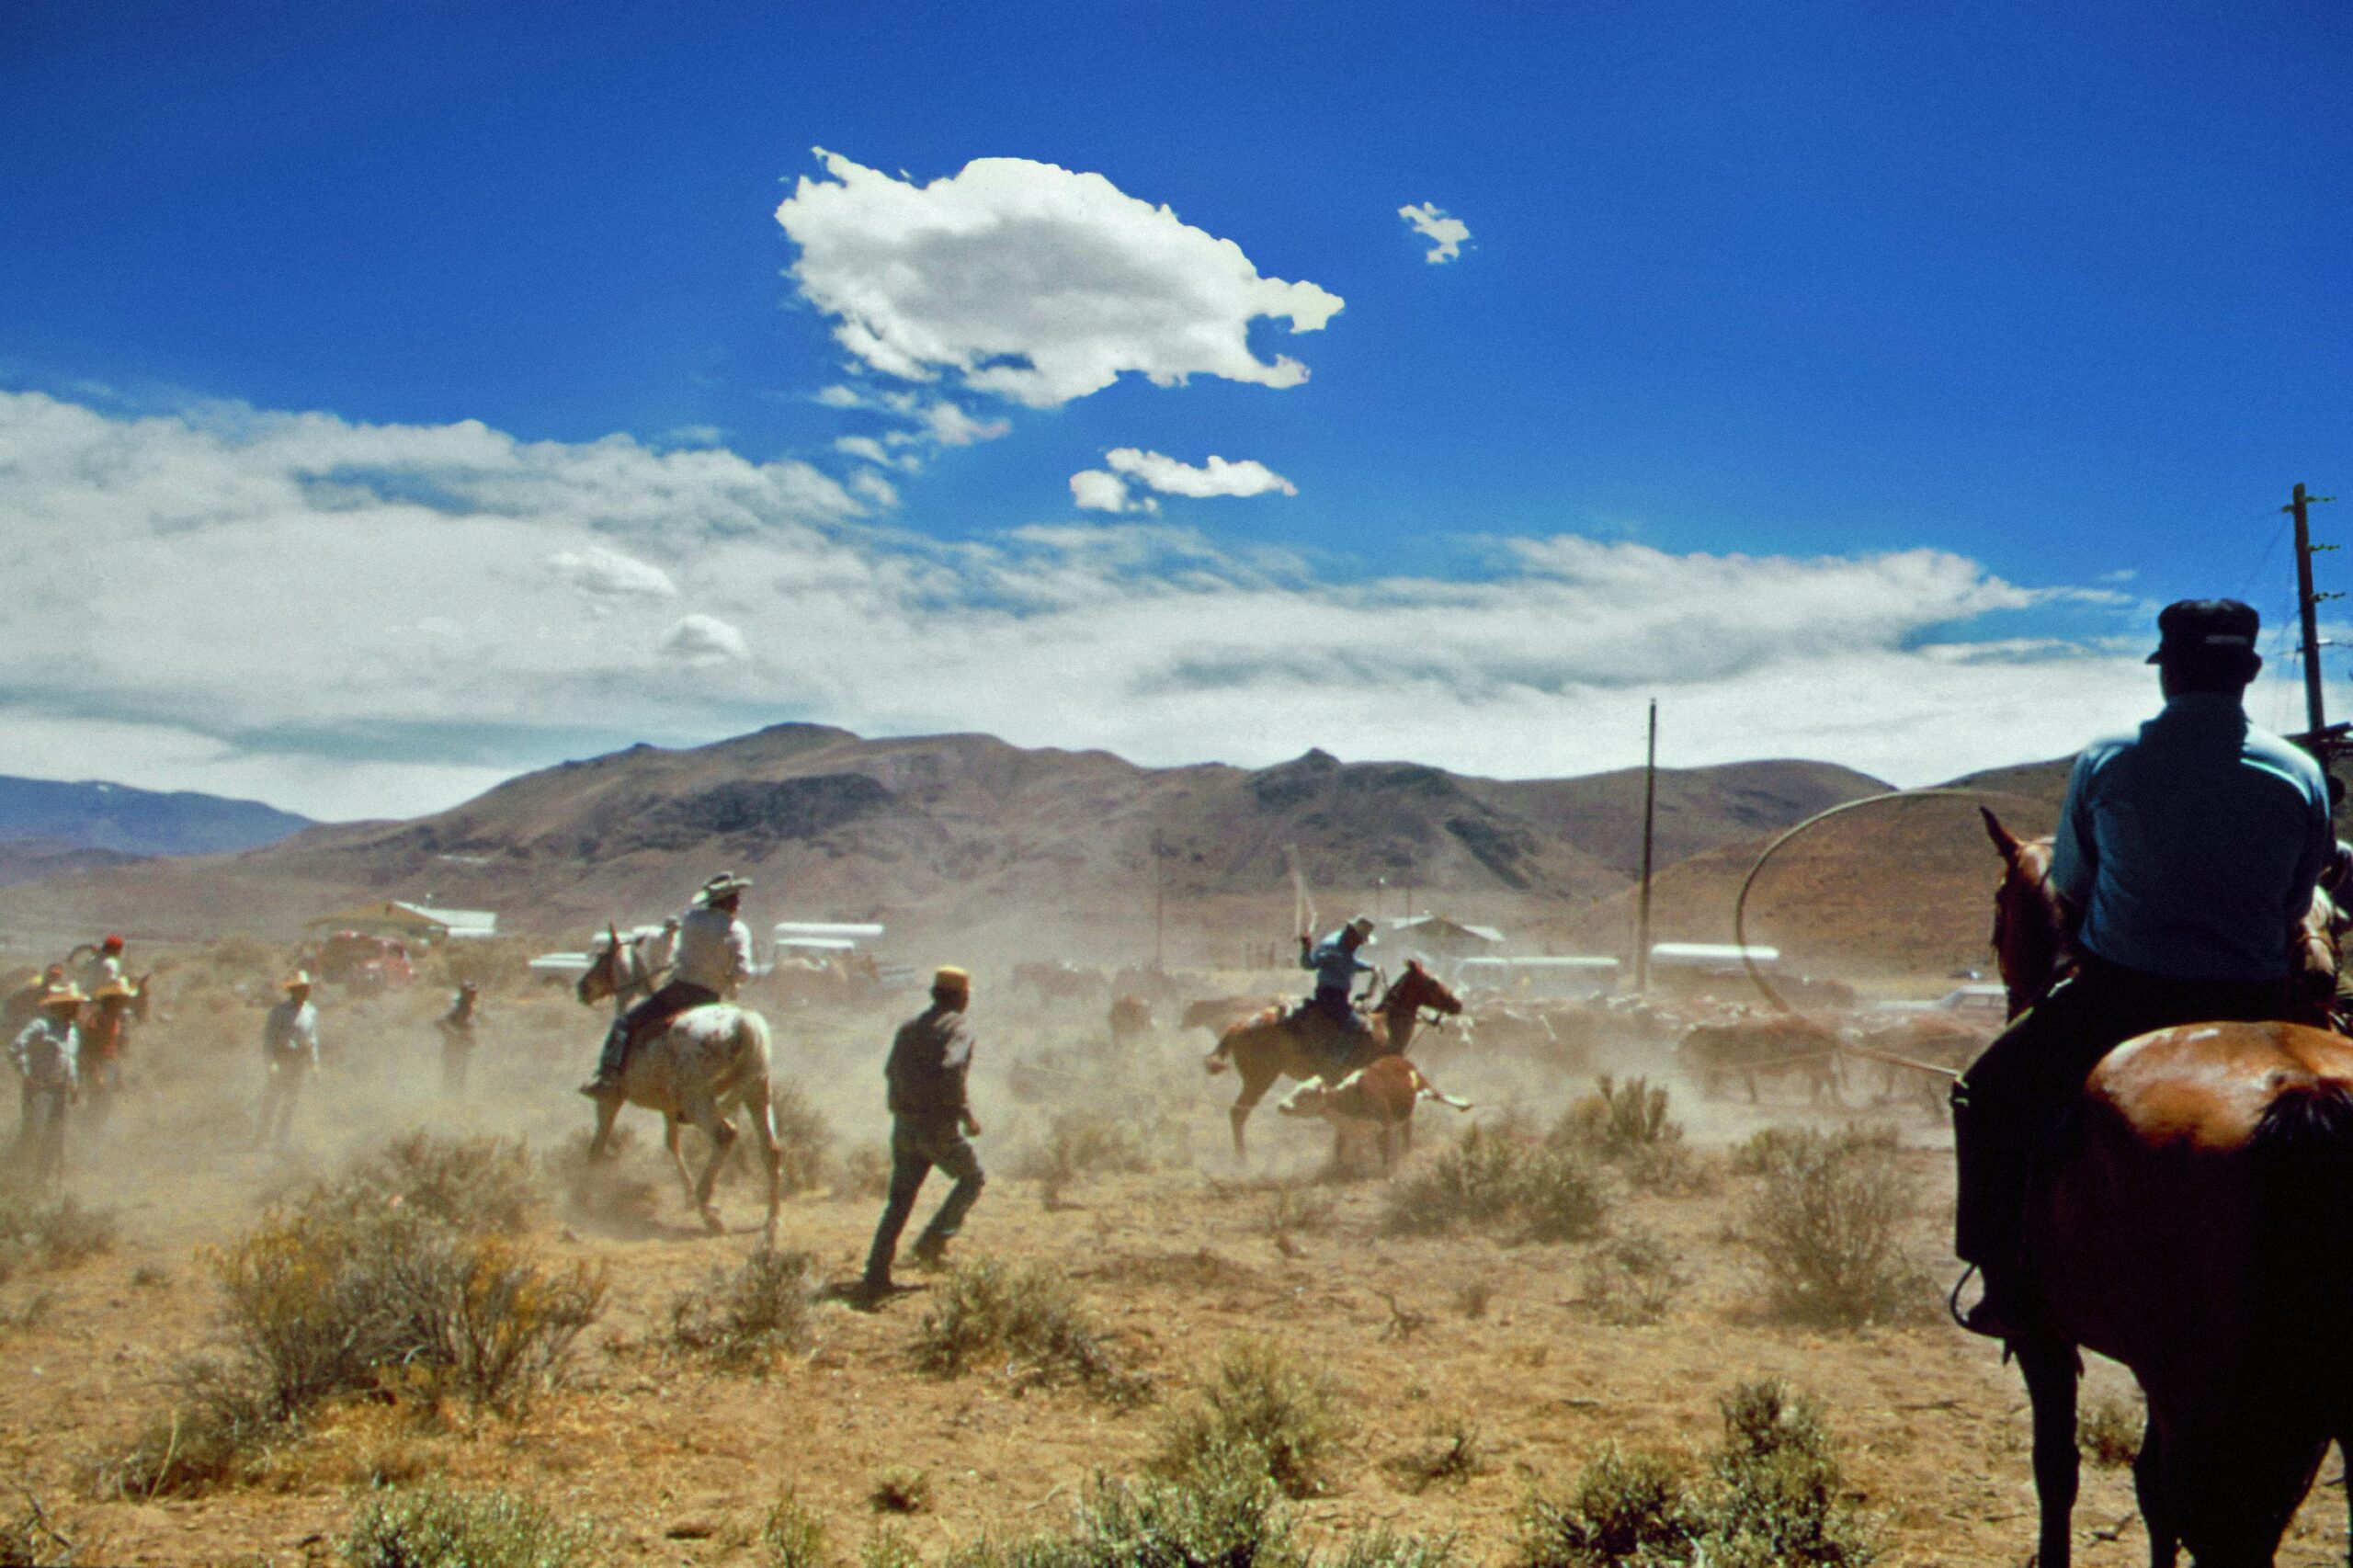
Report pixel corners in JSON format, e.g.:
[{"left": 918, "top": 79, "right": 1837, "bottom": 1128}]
[{"left": 694, "top": 872, "right": 753, "bottom": 904}]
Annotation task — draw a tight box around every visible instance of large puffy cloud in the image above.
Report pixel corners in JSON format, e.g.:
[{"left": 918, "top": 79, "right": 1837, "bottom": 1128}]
[
  {"left": 776, "top": 150, "right": 1344, "bottom": 407},
  {"left": 0, "top": 390, "right": 2244, "bottom": 822}
]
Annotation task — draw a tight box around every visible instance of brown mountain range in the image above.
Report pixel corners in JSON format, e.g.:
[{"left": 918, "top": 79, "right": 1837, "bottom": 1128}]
[{"left": 0, "top": 723, "right": 1889, "bottom": 960}]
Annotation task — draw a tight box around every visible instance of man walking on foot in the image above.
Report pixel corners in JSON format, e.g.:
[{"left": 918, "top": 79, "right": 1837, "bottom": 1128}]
[{"left": 863, "top": 966, "right": 984, "bottom": 1298}]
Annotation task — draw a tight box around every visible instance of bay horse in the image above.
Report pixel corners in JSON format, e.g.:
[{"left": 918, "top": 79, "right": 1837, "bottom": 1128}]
[
  {"left": 575, "top": 926, "right": 784, "bottom": 1244},
  {"left": 1981, "top": 807, "right": 2353, "bottom": 1567},
  {"left": 1203, "top": 959, "right": 1463, "bottom": 1158}
]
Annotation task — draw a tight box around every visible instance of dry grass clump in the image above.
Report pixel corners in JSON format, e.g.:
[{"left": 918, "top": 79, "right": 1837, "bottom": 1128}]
[
  {"left": 1155, "top": 1336, "right": 1346, "bottom": 1500},
  {"left": 1735, "top": 1128, "right": 1930, "bottom": 1328},
  {"left": 339, "top": 1482, "right": 591, "bottom": 1568},
  {"left": 915, "top": 1257, "right": 1141, "bottom": 1401},
  {"left": 349, "top": 1131, "right": 544, "bottom": 1234},
  {"left": 0, "top": 1193, "right": 119, "bottom": 1278},
  {"left": 869, "top": 1466, "right": 932, "bottom": 1515},
  {"left": 2079, "top": 1394, "right": 2142, "bottom": 1468},
  {"left": 669, "top": 1248, "right": 821, "bottom": 1374},
  {"left": 838, "top": 1142, "right": 892, "bottom": 1201},
  {"left": 1517, "top": 1381, "right": 1873, "bottom": 1568},
  {"left": 1580, "top": 1227, "right": 1689, "bottom": 1327},
  {"left": 1391, "top": 1414, "right": 1489, "bottom": 1492},
  {"left": 1013, "top": 1109, "right": 1156, "bottom": 1208},
  {"left": 0, "top": 1490, "right": 80, "bottom": 1567},
  {"left": 1551, "top": 1078, "right": 1713, "bottom": 1197},
  {"left": 93, "top": 1161, "right": 605, "bottom": 1498},
  {"left": 1382, "top": 1123, "right": 1608, "bottom": 1244},
  {"left": 770, "top": 1082, "right": 836, "bottom": 1197},
  {"left": 762, "top": 1494, "right": 833, "bottom": 1568}
]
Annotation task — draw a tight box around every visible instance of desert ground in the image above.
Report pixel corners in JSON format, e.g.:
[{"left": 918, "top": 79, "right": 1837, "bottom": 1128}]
[{"left": 4, "top": 941, "right": 2347, "bottom": 1568}]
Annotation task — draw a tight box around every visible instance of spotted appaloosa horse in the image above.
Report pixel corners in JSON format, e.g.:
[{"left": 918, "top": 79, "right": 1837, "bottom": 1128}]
[
  {"left": 1980, "top": 808, "right": 2353, "bottom": 1568},
  {"left": 1203, "top": 959, "right": 1464, "bottom": 1159},
  {"left": 575, "top": 926, "right": 784, "bottom": 1244}
]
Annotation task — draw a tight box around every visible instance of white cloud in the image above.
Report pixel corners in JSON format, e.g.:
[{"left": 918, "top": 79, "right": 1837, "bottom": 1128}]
[
  {"left": 1399, "top": 202, "right": 1472, "bottom": 264},
  {"left": 549, "top": 545, "right": 677, "bottom": 598},
  {"left": 847, "top": 469, "right": 901, "bottom": 509},
  {"left": 1105, "top": 448, "right": 1298, "bottom": 500},
  {"left": 1070, "top": 470, "right": 1152, "bottom": 514},
  {"left": 660, "top": 613, "right": 751, "bottom": 665},
  {"left": 776, "top": 149, "right": 1344, "bottom": 408},
  {"left": 834, "top": 434, "right": 911, "bottom": 470},
  {"left": 0, "top": 388, "right": 2251, "bottom": 821}
]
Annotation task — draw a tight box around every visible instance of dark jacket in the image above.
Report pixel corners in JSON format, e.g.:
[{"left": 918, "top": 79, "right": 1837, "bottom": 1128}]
[{"left": 885, "top": 1004, "right": 975, "bottom": 1119}]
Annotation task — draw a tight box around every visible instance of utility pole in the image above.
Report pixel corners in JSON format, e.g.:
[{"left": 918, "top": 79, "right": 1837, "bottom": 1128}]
[
  {"left": 2292, "top": 483, "right": 2330, "bottom": 742},
  {"left": 1151, "top": 829, "right": 1166, "bottom": 972},
  {"left": 1635, "top": 699, "right": 1658, "bottom": 994}
]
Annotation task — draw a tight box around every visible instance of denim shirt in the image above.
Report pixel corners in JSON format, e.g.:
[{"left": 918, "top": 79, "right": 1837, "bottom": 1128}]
[
  {"left": 2051, "top": 692, "right": 2331, "bottom": 983},
  {"left": 1301, "top": 930, "right": 1372, "bottom": 996}
]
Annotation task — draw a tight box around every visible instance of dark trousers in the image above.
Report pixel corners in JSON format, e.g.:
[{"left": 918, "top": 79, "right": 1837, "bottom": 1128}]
[
  {"left": 1950, "top": 952, "right": 2290, "bottom": 1269},
  {"left": 597, "top": 981, "right": 717, "bottom": 1078},
  {"left": 863, "top": 1114, "right": 985, "bottom": 1286}
]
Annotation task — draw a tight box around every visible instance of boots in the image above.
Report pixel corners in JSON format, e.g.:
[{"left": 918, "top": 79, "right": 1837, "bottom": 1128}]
[{"left": 1950, "top": 1086, "right": 2031, "bottom": 1339}]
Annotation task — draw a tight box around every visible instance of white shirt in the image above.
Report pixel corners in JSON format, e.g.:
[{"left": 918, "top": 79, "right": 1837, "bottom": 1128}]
[{"left": 672, "top": 905, "right": 752, "bottom": 995}]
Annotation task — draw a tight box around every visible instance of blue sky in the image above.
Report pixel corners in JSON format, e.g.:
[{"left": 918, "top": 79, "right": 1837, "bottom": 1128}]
[{"left": 2, "top": 2, "right": 2347, "bottom": 817}]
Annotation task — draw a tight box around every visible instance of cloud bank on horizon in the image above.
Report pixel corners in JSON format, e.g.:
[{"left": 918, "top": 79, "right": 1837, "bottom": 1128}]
[{"left": 0, "top": 386, "right": 2244, "bottom": 823}]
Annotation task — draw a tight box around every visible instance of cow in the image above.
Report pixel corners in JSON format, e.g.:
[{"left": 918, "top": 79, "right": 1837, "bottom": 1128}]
[
  {"left": 1180, "top": 994, "right": 1279, "bottom": 1038},
  {"left": 1108, "top": 994, "right": 1153, "bottom": 1047},
  {"left": 1274, "top": 1056, "right": 1472, "bottom": 1174},
  {"left": 1677, "top": 1013, "right": 1844, "bottom": 1105}
]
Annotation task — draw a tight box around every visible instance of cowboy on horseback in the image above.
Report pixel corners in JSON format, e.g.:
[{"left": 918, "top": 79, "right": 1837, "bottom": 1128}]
[
  {"left": 580, "top": 872, "right": 754, "bottom": 1099},
  {"left": 1293, "top": 915, "right": 1378, "bottom": 1067},
  {"left": 1952, "top": 598, "right": 2334, "bottom": 1339}
]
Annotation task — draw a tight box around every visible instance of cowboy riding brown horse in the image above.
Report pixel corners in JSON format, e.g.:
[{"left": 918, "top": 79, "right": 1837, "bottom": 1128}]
[
  {"left": 1203, "top": 958, "right": 1462, "bottom": 1158},
  {"left": 1981, "top": 807, "right": 2353, "bottom": 1568}
]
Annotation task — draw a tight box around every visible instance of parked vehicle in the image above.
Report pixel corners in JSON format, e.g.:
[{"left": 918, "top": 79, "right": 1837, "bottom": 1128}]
[{"left": 314, "top": 931, "right": 417, "bottom": 994}]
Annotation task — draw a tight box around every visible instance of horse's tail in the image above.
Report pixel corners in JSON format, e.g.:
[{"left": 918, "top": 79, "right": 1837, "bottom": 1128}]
[{"left": 2253, "top": 1074, "right": 2353, "bottom": 1409}]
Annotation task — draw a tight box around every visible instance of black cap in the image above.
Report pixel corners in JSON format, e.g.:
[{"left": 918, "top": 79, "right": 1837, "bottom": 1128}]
[{"left": 2147, "top": 598, "right": 2260, "bottom": 665}]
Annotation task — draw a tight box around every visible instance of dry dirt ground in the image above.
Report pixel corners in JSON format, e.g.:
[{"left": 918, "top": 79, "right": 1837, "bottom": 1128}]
[{"left": 4, "top": 958, "right": 2348, "bottom": 1567}]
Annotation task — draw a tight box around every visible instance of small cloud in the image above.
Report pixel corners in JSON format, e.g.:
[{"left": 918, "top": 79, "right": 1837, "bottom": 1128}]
[
  {"left": 1071, "top": 470, "right": 1146, "bottom": 513},
  {"left": 1398, "top": 202, "right": 1471, "bottom": 264},
  {"left": 847, "top": 469, "right": 901, "bottom": 508},
  {"left": 659, "top": 613, "right": 750, "bottom": 665},
  {"left": 1105, "top": 449, "right": 1297, "bottom": 500},
  {"left": 814, "top": 385, "right": 866, "bottom": 409},
  {"left": 658, "top": 424, "right": 727, "bottom": 448},
  {"left": 549, "top": 546, "right": 678, "bottom": 598}
]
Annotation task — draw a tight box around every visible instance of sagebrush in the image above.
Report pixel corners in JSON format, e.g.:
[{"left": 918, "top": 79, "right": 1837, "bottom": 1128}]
[
  {"left": 1737, "top": 1128, "right": 1929, "bottom": 1327},
  {"left": 340, "top": 1483, "right": 592, "bottom": 1568},
  {"left": 915, "top": 1257, "right": 1139, "bottom": 1400},
  {"left": 1156, "top": 1336, "right": 1344, "bottom": 1500},
  {"left": 670, "top": 1247, "right": 821, "bottom": 1372}
]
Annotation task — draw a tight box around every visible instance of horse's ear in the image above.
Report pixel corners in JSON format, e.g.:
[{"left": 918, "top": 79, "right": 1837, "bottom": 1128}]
[
  {"left": 1980, "top": 806, "right": 2023, "bottom": 865},
  {"left": 608, "top": 922, "right": 621, "bottom": 949},
  {"left": 1406, "top": 958, "right": 1426, "bottom": 975}
]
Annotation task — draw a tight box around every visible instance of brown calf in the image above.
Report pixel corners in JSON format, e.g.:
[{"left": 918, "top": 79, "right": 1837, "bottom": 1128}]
[{"left": 1274, "top": 1055, "right": 1472, "bottom": 1173}]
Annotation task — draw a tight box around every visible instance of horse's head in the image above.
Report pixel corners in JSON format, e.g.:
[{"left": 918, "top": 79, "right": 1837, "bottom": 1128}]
[
  {"left": 577, "top": 923, "right": 631, "bottom": 1007},
  {"left": 1382, "top": 958, "right": 1463, "bottom": 1018},
  {"left": 1982, "top": 807, "right": 2072, "bottom": 1019}
]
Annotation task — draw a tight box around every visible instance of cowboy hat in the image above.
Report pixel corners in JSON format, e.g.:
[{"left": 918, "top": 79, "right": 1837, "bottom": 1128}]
[
  {"left": 40, "top": 983, "right": 85, "bottom": 1008},
  {"left": 280, "top": 971, "right": 313, "bottom": 992},
  {"left": 694, "top": 872, "right": 753, "bottom": 904},
  {"left": 92, "top": 978, "right": 135, "bottom": 1002},
  {"left": 1346, "top": 915, "right": 1378, "bottom": 944}
]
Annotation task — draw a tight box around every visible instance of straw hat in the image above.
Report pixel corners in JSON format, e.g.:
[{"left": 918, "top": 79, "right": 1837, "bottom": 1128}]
[
  {"left": 932, "top": 965, "right": 972, "bottom": 994},
  {"left": 92, "top": 978, "right": 135, "bottom": 1003},
  {"left": 280, "top": 971, "right": 313, "bottom": 992},
  {"left": 39, "top": 983, "right": 85, "bottom": 1009}
]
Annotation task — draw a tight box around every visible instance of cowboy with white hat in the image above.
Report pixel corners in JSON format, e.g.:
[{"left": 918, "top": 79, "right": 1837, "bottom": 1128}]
[
  {"left": 581, "top": 872, "right": 755, "bottom": 1097},
  {"left": 12, "top": 983, "right": 85, "bottom": 1185},
  {"left": 1291, "top": 915, "right": 1380, "bottom": 1066},
  {"left": 256, "top": 972, "right": 322, "bottom": 1152}
]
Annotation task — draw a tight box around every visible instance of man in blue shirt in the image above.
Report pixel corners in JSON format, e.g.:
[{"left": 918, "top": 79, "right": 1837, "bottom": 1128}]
[
  {"left": 1293, "top": 915, "right": 1378, "bottom": 1065},
  {"left": 1952, "top": 599, "right": 2334, "bottom": 1338}
]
